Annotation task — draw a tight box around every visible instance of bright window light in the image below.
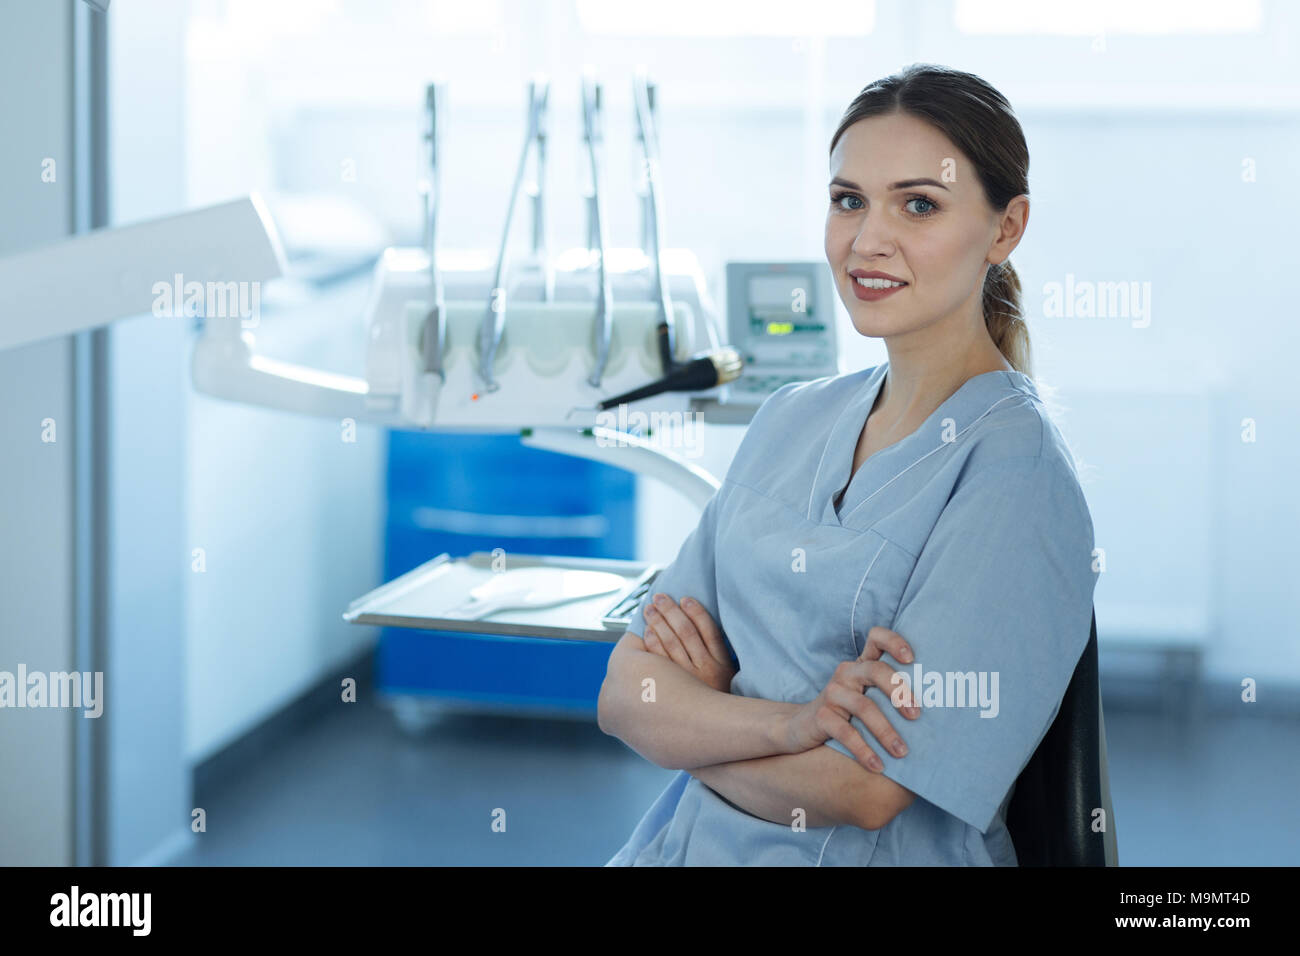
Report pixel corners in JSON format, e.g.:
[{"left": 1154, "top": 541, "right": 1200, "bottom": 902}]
[
  {"left": 425, "top": 0, "right": 503, "bottom": 34},
  {"left": 954, "top": 0, "right": 1262, "bottom": 35},
  {"left": 221, "top": 0, "right": 502, "bottom": 37},
  {"left": 576, "top": 0, "right": 873, "bottom": 36}
]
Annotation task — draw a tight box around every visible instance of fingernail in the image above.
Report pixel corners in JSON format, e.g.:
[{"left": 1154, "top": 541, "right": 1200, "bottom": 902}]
[
  {"left": 868, "top": 756, "right": 883, "bottom": 772},
  {"left": 892, "top": 740, "right": 907, "bottom": 756},
  {"left": 682, "top": 597, "right": 695, "bottom": 607},
  {"left": 900, "top": 647, "right": 913, "bottom": 663},
  {"left": 645, "top": 605, "right": 657, "bottom": 616},
  {"left": 654, "top": 594, "right": 668, "bottom": 606}
]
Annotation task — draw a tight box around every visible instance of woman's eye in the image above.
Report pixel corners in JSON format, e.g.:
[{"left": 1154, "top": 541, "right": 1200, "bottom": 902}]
[
  {"left": 830, "top": 192, "right": 863, "bottom": 212},
  {"left": 905, "top": 196, "right": 937, "bottom": 217}
]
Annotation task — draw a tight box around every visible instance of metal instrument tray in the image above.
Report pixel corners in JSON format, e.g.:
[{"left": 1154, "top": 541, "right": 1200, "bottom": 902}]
[{"left": 342, "top": 551, "right": 660, "bottom": 643}]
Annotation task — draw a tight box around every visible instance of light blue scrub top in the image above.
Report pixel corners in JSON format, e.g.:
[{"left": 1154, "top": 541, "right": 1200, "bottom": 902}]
[{"left": 606, "top": 362, "right": 1098, "bottom": 866}]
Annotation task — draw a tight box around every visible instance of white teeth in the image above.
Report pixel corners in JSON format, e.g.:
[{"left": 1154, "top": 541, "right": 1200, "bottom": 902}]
[{"left": 855, "top": 277, "right": 906, "bottom": 289}]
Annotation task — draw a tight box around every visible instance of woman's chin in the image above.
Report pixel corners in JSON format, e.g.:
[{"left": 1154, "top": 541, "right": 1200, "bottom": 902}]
[{"left": 847, "top": 315, "right": 902, "bottom": 339}]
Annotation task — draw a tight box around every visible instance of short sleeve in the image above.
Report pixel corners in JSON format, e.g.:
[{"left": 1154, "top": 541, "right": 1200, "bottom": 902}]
[
  {"left": 825, "top": 453, "right": 1098, "bottom": 833},
  {"left": 623, "top": 487, "right": 734, "bottom": 664}
]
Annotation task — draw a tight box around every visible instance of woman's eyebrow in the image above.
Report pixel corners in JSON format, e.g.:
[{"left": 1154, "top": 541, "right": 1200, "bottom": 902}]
[{"left": 829, "top": 176, "right": 950, "bottom": 192}]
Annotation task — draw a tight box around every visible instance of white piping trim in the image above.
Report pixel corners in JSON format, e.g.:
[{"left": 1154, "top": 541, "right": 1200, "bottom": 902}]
[
  {"left": 806, "top": 421, "right": 836, "bottom": 522},
  {"left": 849, "top": 537, "right": 889, "bottom": 657},
  {"left": 816, "top": 826, "right": 837, "bottom": 866},
  {"left": 839, "top": 393, "right": 1027, "bottom": 525}
]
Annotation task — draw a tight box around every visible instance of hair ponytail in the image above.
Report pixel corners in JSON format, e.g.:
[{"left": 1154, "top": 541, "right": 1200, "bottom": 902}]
[{"left": 983, "top": 260, "right": 1031, "bottom": 376}]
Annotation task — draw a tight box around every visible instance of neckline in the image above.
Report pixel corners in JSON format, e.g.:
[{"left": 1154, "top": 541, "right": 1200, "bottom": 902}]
[{"left": 817, "top": 363, "right": 1035, "bottom": 526}]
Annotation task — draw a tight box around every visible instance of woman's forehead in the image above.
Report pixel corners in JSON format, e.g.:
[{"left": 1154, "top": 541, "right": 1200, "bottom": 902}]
[{"left": 830, "top": 114, "right": 963, "bottom": 185}]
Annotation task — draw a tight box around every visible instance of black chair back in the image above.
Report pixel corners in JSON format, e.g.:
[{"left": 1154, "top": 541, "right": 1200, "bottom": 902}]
[{"left": 1005, "top": 609, "right": 1113, "bottom": 866}]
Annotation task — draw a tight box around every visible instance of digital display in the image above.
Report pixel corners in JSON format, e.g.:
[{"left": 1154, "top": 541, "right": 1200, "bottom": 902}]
[
  {"left": 751, "top": 317, "right": 826, "bottom": 336},
  {"left": 747, "top": 274, "right": 825, "bottom": 338},
  {"left": 727, "top": 262, "right": 837, "bottom": 377}
]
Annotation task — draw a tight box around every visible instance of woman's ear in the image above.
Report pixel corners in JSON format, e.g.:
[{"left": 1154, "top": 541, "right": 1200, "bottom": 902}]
[{"left": 989, "top": 194, "right": 1029, "bottom": 266}]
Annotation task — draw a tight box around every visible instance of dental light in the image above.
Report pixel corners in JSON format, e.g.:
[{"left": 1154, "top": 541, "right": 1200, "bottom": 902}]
[{"left": 0, "top": 196, "right": 286, "bottom": 353}]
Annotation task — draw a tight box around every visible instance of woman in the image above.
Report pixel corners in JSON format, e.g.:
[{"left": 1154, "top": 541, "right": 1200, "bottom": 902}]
[{"left": 597, "top": 64, "right": 1097, "bottom": 866}]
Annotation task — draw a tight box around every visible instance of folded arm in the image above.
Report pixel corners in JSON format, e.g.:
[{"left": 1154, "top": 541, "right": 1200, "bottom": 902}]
[
  {"left": 600, "top": 606, "right": 917, "bottom": 831},
  {"left": 689, "top": 746, "right": 912, "bottom": 831},
  {"left": 597, "top": 632, "right": 800, "bottom": 768}
]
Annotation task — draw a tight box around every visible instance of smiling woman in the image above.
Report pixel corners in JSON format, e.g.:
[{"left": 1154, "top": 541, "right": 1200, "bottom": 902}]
[
  {"left": 598, "top": 64, "right": 1098, "bottom": 867},
  {"left": 825, "top": 63, "right": 1032, "bottom": 377}
]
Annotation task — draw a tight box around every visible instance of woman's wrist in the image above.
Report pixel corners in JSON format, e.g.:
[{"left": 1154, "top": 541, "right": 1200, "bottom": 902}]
[{"left": 767, "top": 701, "right": 803, "bottom": 755}]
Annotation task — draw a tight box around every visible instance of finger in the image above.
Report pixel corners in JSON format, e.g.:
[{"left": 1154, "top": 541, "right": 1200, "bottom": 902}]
[
  {"left": 818, "top": 674, "right": 855, "bottom": 723},
  {"left": 642, "top": 627, "right": 669, "bottom": 658},
  {"left": 861, "top": 626, "right": 914, "bottom": 666},
  {"left": 649, "top": 595, "right": 707, "bottom": 670},
  {"left": 814, "top": 703, "right": 884, "bottom": 772},
  {"left": 863, "top": 658, "right": 925, "bottom": 717},
  {"left": 644, "top": 617, "right": 674, "bottom": 661},
  {"left": 680, "top": 596, "right": 730, "bottom": 663},
  {"left": 825, "top": 682, "right": 909, "bottom": 759},
  {"left": 644, "top": 605, "right": 693, "bottom": 671},
  {"left": 849, "top": 659, "right": 920, "bottom": 716}
]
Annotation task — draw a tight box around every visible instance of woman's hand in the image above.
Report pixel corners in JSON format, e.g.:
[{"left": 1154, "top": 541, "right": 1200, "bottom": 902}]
[
  {"left": 640, "top": 593, "right": 736, "bottom": 694},
  {"left": 781, "top": 626, "right": 921, "bottom": 773}
]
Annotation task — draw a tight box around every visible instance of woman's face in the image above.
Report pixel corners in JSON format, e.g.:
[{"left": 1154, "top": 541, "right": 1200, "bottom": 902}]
[{"left": 825, "top": 111, "right": 1022, "bottom": 342}]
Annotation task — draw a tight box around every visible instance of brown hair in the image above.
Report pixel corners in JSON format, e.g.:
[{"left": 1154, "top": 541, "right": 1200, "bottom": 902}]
[{"left": 830, "top": 64, "right": 1032, "bottom": 377}]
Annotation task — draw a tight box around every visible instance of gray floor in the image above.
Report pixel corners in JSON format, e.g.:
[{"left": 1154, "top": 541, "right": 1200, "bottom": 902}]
[{"left": 168, "top": 691, "right": 1300, "bottom": 866}]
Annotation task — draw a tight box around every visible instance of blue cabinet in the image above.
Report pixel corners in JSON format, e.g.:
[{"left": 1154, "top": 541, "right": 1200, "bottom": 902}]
[{"left": 376, "top": 430, "right": 636, "bottom": 721}]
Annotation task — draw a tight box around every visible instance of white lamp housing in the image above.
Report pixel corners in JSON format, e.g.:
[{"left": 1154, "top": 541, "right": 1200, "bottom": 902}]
[{"left": 0, "top": 195, "right": 286, "bottom": 353}]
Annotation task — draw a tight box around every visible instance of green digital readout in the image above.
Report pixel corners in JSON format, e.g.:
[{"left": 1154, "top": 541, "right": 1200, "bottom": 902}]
[{"left": 749, "top": 314, "right": 825, "bottom": 336}]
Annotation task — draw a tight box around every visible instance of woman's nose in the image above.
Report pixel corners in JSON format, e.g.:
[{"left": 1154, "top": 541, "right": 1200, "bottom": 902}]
[{"left": 850, "top": 211, "right": 896, "bottom": 258}]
